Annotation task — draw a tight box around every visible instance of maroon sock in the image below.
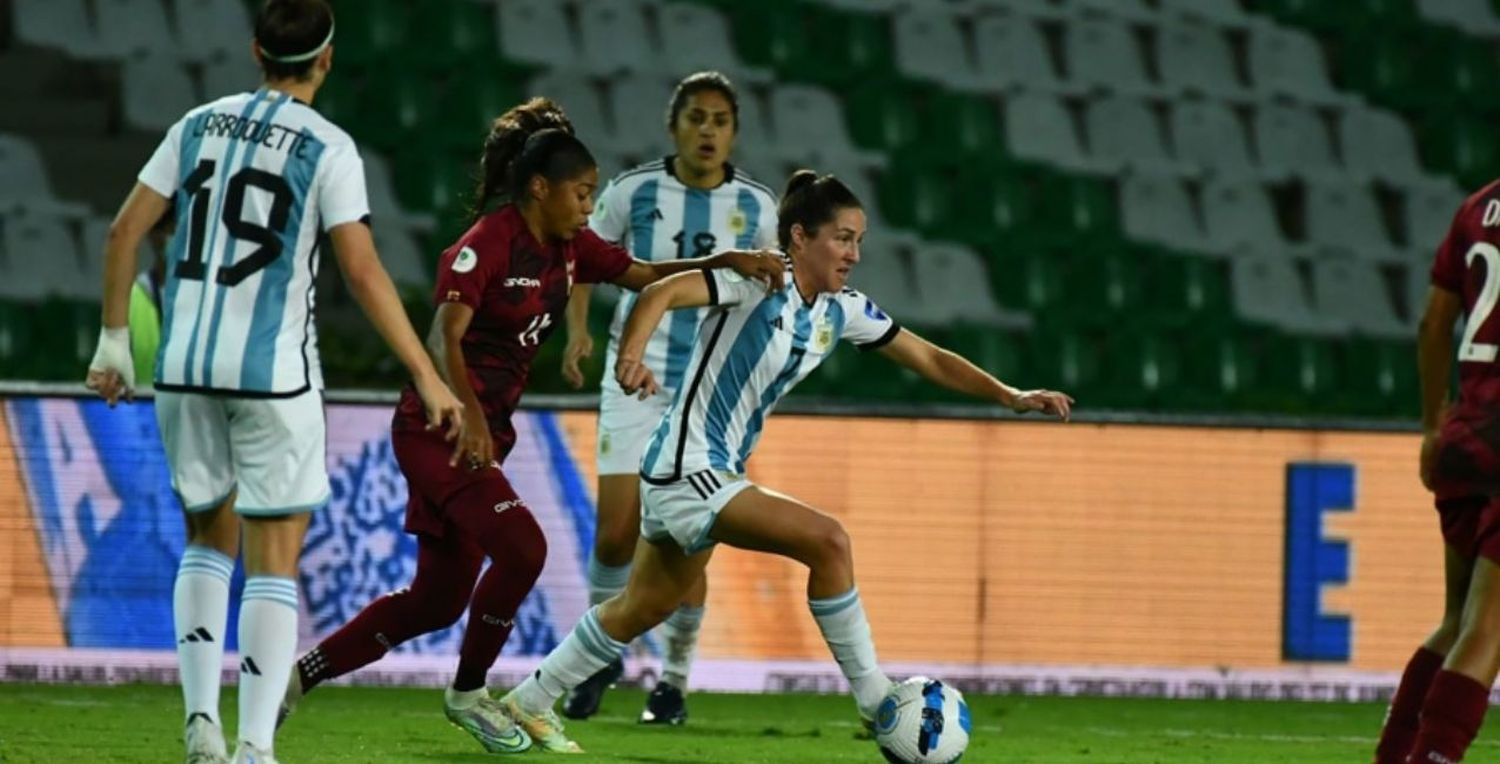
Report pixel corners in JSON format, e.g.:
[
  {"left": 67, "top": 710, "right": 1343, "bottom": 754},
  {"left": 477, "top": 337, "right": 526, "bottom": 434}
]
[
  {"left": 447, "top": 485, "right": 548, "bottom": 692},
  {"left": 1375, "top": 647, "right": 1446, "bottom": 763},
  {"left": 299, "top": 535, "right": 482, "bottom": 693},
  {"left": 1407, "top": 670, "right": 1491, "bottom": 763}
]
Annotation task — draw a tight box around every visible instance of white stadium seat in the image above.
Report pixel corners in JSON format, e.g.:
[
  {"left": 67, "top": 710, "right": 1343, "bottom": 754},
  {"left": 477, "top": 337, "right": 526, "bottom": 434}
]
[
  {"left": 1064, "top": 17, "right": 1163, "bottom": 97},
  {"left": 1304, "top": 181, "right": 1403, "bottom": 264},
  {"left": 497, "top": 0, "right": 578, "bottom": 69},
  {"left": 1247, "top": 25, "right": 1345, "bottom": 106},
  {"left": 1203, "top": 180, "right": 1306, "bottom": 256},
  {"left": 1120, "top": 174, "right": 1213, "bottom": 252},
  {"left": 973, "top": 15, "right": 1074, "bottom": 94},
  {"left": 1170, "top": 100, "right": 1258, "bottom": 181},
  {"left": 1340, "top": 106, "right": 1430, "bottom": 187},
  {"left": 1252, "top": 103, "right": 1341, "bottom": 182},
  {"left": 1310, "top": 255, "right": 1410, "bottom": 339},
  {"left": 94, "top": 0, "right": 176, "bottom": 59},
  {"left": 0, "top": 134, "right": 89, "bottom": 219},
  {"left": 122, "top": 54, "right": 198, "bottom": 132},
  {"left": 173, "top": 0, "right": 254, "bottom": 63},
  {"left": 1158, "top": 22, "right": 1253, "bottom": 101},
  {"left": 1231, "top": 251, "right": 1348, "bottom": 335},
  {"left": 1085, "top": 96, "right": 1194, "bottom": 176}
]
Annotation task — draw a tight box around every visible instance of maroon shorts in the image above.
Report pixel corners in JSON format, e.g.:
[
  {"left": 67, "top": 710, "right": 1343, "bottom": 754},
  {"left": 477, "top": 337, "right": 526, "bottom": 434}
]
[
  {"left": 391, "top": 426, "right": 519, "bottom": 539},
  {"left": 1437, "top": 495, "right": 1500, "bottom": 563},
  {"left": 1429, "top": 406, "right": 1500, "bottom": 498}
]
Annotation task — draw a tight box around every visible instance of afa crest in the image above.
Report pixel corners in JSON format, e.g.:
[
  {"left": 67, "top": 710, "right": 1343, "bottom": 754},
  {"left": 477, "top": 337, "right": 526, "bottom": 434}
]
[
  {"left": 813, "top": 317, "right": 835, "bottom": 353},
  {"left": 728, "top": 208, "right": 748, "bottom": 236}
]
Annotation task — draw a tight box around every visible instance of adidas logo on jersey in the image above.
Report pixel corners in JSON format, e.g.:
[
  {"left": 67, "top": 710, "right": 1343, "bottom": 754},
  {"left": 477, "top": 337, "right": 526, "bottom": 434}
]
[{"left": 504, "top": 276, "right": 542, "bottom": 288}]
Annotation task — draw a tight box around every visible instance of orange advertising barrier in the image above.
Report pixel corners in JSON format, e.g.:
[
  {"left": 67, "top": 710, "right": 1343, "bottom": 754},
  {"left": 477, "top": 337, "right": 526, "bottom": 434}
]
[{"left": 559, "top": 413, "right": 1441, "bottom": 673}]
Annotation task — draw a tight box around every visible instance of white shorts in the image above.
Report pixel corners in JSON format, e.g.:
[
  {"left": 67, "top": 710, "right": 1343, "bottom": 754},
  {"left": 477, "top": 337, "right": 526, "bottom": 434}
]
[
  {"left": 155, "top": 389, "right": 329, "bottom": 515},
  {"left": 597, "top": 383, "right": 673, "bottom": 476},
  {"left": 639, "top": 469, "right": 752, "bottom": 554}
]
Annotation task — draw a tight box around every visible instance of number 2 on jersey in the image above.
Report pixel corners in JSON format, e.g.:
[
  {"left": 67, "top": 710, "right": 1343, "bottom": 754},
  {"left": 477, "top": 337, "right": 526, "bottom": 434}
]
[
  {"left": 174, "top": 158, "right": 294, "bottom": 286},
  {"left": 1461, "top": 242, "right": 1500, "bottom": 362}
]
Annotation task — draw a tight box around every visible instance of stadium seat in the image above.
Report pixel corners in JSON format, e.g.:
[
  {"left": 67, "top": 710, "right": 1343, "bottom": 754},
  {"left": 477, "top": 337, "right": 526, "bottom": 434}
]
[
  {"left": 200, "top": 54, "right": 260, "bottom": 99},
  {"left": 878, "top": 164, "right": 957, "bottom": 235},
  {"left": 1309, "top": 255, "right": 1410, "bottom": 339},
  {"left": 1339, "top": 337, "right": 1418, "bottom": 416},
  {"left": 1177, "top": 329, "right": 1260, "bottom": 411},
  {"left": 1338, "top": 34, "right": 1425, "bottom": 111},
  {"left": 1103, "top": 331, "right": 1184, "bottom": 410},
  {"left": 1073, "top": 0, "right": 1158, "bottom": 22},
  {"left": 361, "top": 149, "right": 437, "bottom": 233},
  {"left": 0, "top": 134, "right": 90, "bottom": 219},
  {"left": 1158, "top": 0, "right": 1254, "bottom": 28},
  {"left": 1415, "top": 0, "right": 1500, "bottom": 36},
  {"left": 957, "top": 170, "right": 1034, "bottom": 243},
  {"left": 985, "top": 238, "right": 1068, "bottom": 314},
  {"left": 370, "top": 221, "right": 432, "bottom": 293},
  {"left": 891, "top": 9, "right": 986, "bottom": 92},
  {"left": 1304, "top": 181, "right": 1404, "bottom": 263},
  {"left": 409, "top": 0, "right": 500, "bottom": 72},
  {"left": 942, "top": 325, "right": 1026, "bottom": 385},
  {"left": 123, "top": 55, "right": 198, "bottom": 132},
  {"left": 1147, "top": 249, "right": 1231, "bottom": 319},
  {"left": 526, "top": 72, "right": 612, "bottom": 158},
  {"left": 91, "top": 0, "right": 175, "bottom": 59},
  {"left": 725, "top": 86, "right": 777, "bottom": 165},
  {"left": 1063, "top": 18, "right": 1163, "bottom": 98},
  {"left": 851, "top": 233, "right": 928, "bottom": 324},
  {"left": 1402, "top": 181, "right": 1465, "bottom": 250},
  {"left": 331, "top": 0, "right": 406, "bottom": 68},
  {"left": 655, "top": 3, "right": 773, "bottom": 84},
  {"left": 1158, "top": 22, "right": 1253, "bottom": 101},
  {"left": 435, "top": 69, "right": 525, "bottom": 153},
  {"left": 1045, "top": 173, "right": 1119, "bottom": 240},
  {"left": 1420, "top": 112, "right": 1500, "bottom": 189},
  {"left": 966, "top": 0, "right": 1069, "bottom": 20},
  {"left": 1065, "top": 245, "right": 1146, "bottom": 320},
  {"left": 920, "top": 92, "right": 1004, "bottom": 159},
  {"left": 1252, "top": 103, "right": 1342, "bottom": 182},
  {"left": 767, "top": 84, "right": 886, "bottom": 170},
  {"left": 1255, "top": 332, "right": 1341, "bottom": 411},
  {"left": 1169, "top": 101, "right": 1257, "bottom": 181},
  {"left": 0, "top": 212, "right": 87, "bottom": 300},
  {"left": 1230, "top": 252, "right": 1348, "bottom": 336},
  {"left": 496, "top": 0, "right": 578, "bottom": 70},
  {"left": 916, "top": 242, "right": 1032, "bottom": 329},
  {"left": 1003, "top": 92, "right": 1101, "bottom": 174},
  {"left": 606, "top": 74, "right": 678, "bottom": 160},
  {"left": 172, "top": 0, "right": 252, "bottom": 63},
  {"left": 974, "top": 15, "right": 1075, "bottom": 94},
  {"left": 357, "top": 67, "right": 437, "bottom": 152},
  {"left": 811, "top": 6, "right": 897, "bottom": 87},
  {"left": 1203, "top": 181, "right": 1305, "bottom": 257},
  {"left": 12, "top": 0, "right": 102, "bottom": 57},
  {"left": 1120, "top": 174, "right": 1212, "bottom": 253},
  {"left": 1024, "top": 327, "right": 1104, "bottom": 402},
  {"left": 576, "top": 0, "right": 659, "bottom": 76},
  {"left": 393, "top": 148, "right": 473, "bottom": 220},
  {"left": 1434, "top": 33, "right": 1500, "bottom": 108},
  {"left": 1405, "top": 262, "right": 1432, "bottom": 327},
  {"left": 845, "top": 81, "right": 923, "bottom": 153},
  {"left": 1246, "top": 24, "right": 1346, "bottom": 107},
  {"left": 1085, "top": 96, "right": 1195, "bottom": 176},
  {"left": 1339, "top": 105, "right": 1430, "bottom": 186}
]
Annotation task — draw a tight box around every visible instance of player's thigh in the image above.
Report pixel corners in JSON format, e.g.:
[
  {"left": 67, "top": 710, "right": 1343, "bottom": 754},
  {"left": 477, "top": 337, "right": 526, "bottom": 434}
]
[
  {"left": 596, "top": 386, "right": 668, "bottom": 477},
  {"left": 709, "top": 484, "right": 845, "bottom": 564},
  {"left": 226, "top": 389, "right": 329, "bottom": 516},
  {"left": 595, "top": 474, "right": 643, "bottom": 548},
  {"left": 155, "top": 391, "right": 236, "bottom": 511}
]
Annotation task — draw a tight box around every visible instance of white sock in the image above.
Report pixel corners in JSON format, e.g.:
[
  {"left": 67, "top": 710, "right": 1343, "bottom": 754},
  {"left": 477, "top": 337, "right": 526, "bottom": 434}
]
[
  {"left": 660, "top": 605, "right": 704, "bottom": 691},
  {"left": 514, "top": 607, "right": 626, "bottom": 714},
  {"left": 445, "top": 685, "right": 486, "bottom": 710},
  {"left": 809, "top": 587, "right": 889, "bottom": 718},
  {"left": 237, "top": 576, "right": 299, "bottom": 751},
  {"left": 586, "top": 555, "right": 631, "bottom": 607},
  {"left": 175, "top": 545, "right": 233, "bottom": 726}
]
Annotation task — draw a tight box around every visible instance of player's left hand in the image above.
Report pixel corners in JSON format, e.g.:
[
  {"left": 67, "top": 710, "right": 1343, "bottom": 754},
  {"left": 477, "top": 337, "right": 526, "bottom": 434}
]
[
  {"left": 1420, "top": 428, "right": 1441, "bottom": 491},
  {"left": 616, "top": 356, "right": 659, "bottom": 400},
  {"left": 561, "top": 332, "right": 595, "bottom": 390},
  {"left": 723, "top": 249, "right": 785, "bottom": 294},
  {"left": 1009, "top": 389, "right": 1073, "bottom": 421},
  {"left": 85, "top": 326, "right": 135, "bottom": 408}
]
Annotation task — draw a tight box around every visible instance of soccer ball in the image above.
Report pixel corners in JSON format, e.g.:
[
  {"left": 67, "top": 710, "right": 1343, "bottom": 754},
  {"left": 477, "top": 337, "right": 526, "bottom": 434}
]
[{"left": 873, "top": 676, "right": 972, "bottom": 763}]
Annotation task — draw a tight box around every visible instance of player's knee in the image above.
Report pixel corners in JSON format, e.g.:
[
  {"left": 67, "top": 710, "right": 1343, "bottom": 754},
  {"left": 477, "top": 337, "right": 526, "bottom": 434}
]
[
  {"left": 404, "top": 586, "right": 469, "bottom": 630},
  {"left": 593, "top": 515, "right": 638, "bottom": 564},
  {"left": 808, "top": 517, "right": 852, "bottom": 571}
]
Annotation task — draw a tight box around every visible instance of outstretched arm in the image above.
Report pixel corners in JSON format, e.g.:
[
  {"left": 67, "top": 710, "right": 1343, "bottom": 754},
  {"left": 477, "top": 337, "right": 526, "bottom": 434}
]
[
  {"left": 877, "top": 329, "right": 1073, "bottom": 420},
  {"left": 615, "top": 270, "right": 716, "bottom": 399},
  {"left": 611, "top": 249, "right": 784, "bottom": 293}
]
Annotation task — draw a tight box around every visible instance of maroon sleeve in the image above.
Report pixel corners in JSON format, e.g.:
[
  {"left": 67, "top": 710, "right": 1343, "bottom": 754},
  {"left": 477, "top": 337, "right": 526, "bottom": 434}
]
[
  {"left": 1430, "top": 205, "right": 1468, "bottom": 293},
  {"left": 573, "top": 227, "right": 633, "bottom": 285},
  {"left": 433, "top": 225, "right": 507, "bottom": 310}
]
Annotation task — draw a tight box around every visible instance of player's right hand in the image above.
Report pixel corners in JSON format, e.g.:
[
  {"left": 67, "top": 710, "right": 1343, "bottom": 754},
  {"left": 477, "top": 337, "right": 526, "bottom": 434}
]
[
  {"left": 1420, "top": 428, "right": 1441, "bottom": 491},
  {"left": 616, "top": 356, "right": 659, "bottom": 400},
  {"left": 415, "top": 374, "right": 465, "bottom": 442},
  {"left": 561, "top": 332, "right": 595, "bottom": 389},
  {"left": 85, "top": 326, "right": 135, "bottom": 408},
  {"left": 451, "top": 405, "right": 495, "bottom": 470}
]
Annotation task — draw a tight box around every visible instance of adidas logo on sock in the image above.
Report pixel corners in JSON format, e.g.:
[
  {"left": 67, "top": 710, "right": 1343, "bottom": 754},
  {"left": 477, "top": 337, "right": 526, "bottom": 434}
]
[
  {"left": 186, "top": 711, "right": 215, "bottom": 726},
  {"left": 481, "top": 614, "right": 515, "bottom": 627},
  {"left": 240, "top": 656, "right": 262, "bottom": 676},
  {"left": 178, "top": 627, "right": 214, "bottom": 644}
]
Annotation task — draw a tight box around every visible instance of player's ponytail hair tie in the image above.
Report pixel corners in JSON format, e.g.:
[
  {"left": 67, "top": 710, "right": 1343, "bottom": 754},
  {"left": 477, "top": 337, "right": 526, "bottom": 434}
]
[
  {"left": 777, "top": 170, "right": 861, "bottom": 251},
  {"left": 258, "top": 20, "right": 334, "bottom": 63}
]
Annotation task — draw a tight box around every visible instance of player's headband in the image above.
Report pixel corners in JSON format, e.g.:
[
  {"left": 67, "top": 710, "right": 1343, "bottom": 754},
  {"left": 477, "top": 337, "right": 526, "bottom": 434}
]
[{"left": 258, "top": 22, "right": 335, "bottom": 64}]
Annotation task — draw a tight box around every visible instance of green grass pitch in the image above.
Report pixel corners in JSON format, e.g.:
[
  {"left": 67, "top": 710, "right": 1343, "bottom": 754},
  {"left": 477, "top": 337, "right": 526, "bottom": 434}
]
[{"left": 1, "top": 683, "right": 1494, "bottom": 762}]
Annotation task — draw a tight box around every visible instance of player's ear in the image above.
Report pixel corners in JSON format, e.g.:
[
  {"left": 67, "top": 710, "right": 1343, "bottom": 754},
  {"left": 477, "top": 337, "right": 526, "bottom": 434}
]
[
  {"left": 250, "top": 40, "right": 264, "bottom": 70},
  {"left": 528, "top": 174, "right": 549, "bottom": 203},
  {"left": 318, "top": 44, "right": 333, "bottom": 75},
  {"left": 790, "top": 222, "right": 807, "bottom": 251}
]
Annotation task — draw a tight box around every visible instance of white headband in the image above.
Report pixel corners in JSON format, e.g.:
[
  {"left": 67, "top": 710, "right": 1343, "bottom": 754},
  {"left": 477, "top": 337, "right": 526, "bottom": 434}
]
[{"left": 259, "top": 22, "right": 334, "bottom": 63}]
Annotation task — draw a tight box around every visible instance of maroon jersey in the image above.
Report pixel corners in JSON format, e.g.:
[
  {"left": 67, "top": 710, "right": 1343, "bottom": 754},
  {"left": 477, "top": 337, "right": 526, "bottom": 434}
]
[
  {"left": 1432, "top": 180, "right": 1500, "bottom": 411},
  {"left": 393, "top": 204, "right": 631, "bottom": 459}
]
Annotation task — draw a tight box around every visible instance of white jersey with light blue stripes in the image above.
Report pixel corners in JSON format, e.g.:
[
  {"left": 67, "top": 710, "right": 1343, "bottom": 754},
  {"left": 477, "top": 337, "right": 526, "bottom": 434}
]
[
  {"left": 137, "top": 86, "right": 370, "bottom": 396},
  {"left": 640, "top": 267, "right": 900, "bottom": 482},
  {"left": 588, "top": 158, "right": 780, "bottom": 395}
]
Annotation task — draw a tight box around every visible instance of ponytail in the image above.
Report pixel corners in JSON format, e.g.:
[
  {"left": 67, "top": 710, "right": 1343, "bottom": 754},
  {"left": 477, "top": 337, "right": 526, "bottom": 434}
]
[{"left": 468, "top": 97, "right": 577, "bottom": 224}]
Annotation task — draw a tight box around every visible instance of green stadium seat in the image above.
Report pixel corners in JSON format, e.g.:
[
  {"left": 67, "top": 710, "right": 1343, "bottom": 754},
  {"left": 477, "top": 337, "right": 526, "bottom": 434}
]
[
  {"left": 802, "top": 7, "right": 894, "bottom": 87},
  {"left": 1338, "top": 338, "right": 1418, "bottom": 417},
  {"left": 985, "top": 240, "right": 1068, "bottom": 315},
  {"left": 408, "top": 0, "right": 500, "bottom": 72},
  {"left": 845, "top": 81, "right": 922, "bottom": 153},
  {"left": 1024, "top": 328, "right": 1103, "bottom": 404},
  {"left": 436, "top": 70, "right": 526, "bottom": 153},
  {"left": 921, "top": 93, "right": 1003, "bottom": 159},
  {"left": 1043, "top": 174, "right": 1119, "bottom": 241},
  {"left": 727, "top": 2, "right": 812, "bottom": 73},
  {"left": 1433, "top": 37, "right": 1500, "bottom": 112},
  {"left": 1420, "top": 112, "right": 1500, "bottom": 190},
  {"left": 1146, "top": 251, "right": 1232, "bottom": 325},
  {"left": 330, "top": 0, "right": 408, "bottom": 69},
  {"left": 358, "top": 68, "right": 439, "bottom": 151},
  {"left": 956, "top": 170, "right": 1034, "bottom": 245},
  {"left": 312, "top": 78, "right": 362, "bottom": 134},
  {"left": 1101, "top": 331, "right": 1184, "bottom": 410},
  {"left": 1337, "top": 34, "right": 1427, "bottom": 110},
  {"left": 1252, "top": 333, "right": 1341, "bottom": 414},
  {"left": 943, "top": 326, "right": 1025, "bottom": 387},
  {"left": 1177, "top": 329, "right": 1261, "bottom": 412},
  {"left": 1064, "top": 245, "right": 1146, "bottom": 323},
  {"left": 394, "top": 149, "right": 474, "bottom": 219}
]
